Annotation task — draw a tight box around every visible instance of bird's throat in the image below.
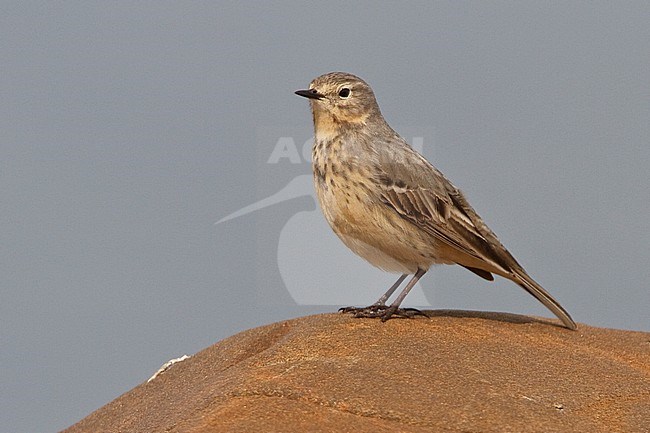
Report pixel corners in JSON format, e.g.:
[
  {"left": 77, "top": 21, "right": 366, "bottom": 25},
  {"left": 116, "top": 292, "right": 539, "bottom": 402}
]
[{"left": 312, "top": 111, "right": 342, "bottom": 143}]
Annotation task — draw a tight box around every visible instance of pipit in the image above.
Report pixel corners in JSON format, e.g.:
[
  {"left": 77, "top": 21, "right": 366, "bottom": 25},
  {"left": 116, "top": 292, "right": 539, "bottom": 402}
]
[{"left": 295, "top": 72, "right": 576, "bottom": 330}]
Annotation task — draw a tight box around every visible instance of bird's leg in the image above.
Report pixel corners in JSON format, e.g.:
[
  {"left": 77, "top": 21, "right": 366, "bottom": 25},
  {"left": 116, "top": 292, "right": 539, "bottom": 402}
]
[
  {"left": 341, "top": 271, "right": 428, "bottom": 320},
  {"left": 372, "top": 273, "right": 408, "bottom": 307},
  {"left": 380, "top": 268, "right": 427, "bottom": 321},
  {"left": 339, "top": 274, "right": 407, "bottom": 314}
]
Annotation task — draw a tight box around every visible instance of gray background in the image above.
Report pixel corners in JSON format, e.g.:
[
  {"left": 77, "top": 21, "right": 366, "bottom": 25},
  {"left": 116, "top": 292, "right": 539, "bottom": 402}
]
[{"left": 2, "top": 2, "right": 649, "bottom": 432}]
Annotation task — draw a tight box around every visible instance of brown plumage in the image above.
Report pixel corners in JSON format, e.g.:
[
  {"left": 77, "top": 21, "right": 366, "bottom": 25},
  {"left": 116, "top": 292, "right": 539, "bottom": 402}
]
[{"left": 295, "top": 72, "right": 576, "bottom": 330}]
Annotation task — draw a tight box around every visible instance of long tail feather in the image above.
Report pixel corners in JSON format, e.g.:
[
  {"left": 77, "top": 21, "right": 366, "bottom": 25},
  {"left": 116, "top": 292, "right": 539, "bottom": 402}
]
[{"left": 512, "top": 273, "right": 577, "bottom": 330}]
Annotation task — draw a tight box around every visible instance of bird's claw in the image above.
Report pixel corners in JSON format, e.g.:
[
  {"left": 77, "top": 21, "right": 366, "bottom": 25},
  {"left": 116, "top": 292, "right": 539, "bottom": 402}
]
[{"left": 339, "top": 305, "right": 426, "bottom": 321}]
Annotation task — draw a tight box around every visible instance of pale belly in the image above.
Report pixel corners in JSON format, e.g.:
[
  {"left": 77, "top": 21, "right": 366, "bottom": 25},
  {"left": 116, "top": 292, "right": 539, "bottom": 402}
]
[{"left": 313, "top": 176, "right": 452, "bottom": 274}]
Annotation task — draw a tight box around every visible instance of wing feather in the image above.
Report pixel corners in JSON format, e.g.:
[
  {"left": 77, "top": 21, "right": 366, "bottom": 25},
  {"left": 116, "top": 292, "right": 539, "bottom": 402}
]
[
  {"left": 373, "top": 140, "right": 517, "bottom": 272},
  {"left": 380, "top": 182, "right": 487, "bottom": 263}
]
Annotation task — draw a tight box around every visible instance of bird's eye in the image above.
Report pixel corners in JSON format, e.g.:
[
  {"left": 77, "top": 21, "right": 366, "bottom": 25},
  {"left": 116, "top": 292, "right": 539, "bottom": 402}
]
[{"left": 338, "top": 88, "right": 351, "bottom": 98}]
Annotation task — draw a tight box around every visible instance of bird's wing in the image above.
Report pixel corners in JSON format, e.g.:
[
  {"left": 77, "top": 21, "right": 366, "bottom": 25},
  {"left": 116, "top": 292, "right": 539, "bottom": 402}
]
[
  {"left": 373, "top": 140, "right": 518, "bottom": 272},
  {"left": 363, "top": 133, "right": 576, "bottom": 329}
]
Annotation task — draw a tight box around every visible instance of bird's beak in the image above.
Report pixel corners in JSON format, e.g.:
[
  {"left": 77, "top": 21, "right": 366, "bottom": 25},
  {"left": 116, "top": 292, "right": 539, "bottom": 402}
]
[{"left": 295, "top": 89, "right": 324, "bottom": 100}]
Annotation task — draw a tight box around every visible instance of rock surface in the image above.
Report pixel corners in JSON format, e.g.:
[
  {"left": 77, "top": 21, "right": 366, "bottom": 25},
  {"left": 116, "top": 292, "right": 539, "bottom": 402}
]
[{"left": 63, "top": 311, "right": 649, "bottom": 433}]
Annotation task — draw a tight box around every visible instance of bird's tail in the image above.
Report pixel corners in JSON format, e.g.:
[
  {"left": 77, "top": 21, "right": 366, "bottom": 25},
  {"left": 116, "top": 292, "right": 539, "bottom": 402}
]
[{"left": 512, "top": 272, "right": 577, "bottom": 330}]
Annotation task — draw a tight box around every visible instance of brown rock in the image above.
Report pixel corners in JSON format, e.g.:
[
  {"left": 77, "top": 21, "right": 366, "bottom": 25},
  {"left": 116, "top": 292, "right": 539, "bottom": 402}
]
[{"left": 63, "top": 312, "right": 650, "bottom": 433}]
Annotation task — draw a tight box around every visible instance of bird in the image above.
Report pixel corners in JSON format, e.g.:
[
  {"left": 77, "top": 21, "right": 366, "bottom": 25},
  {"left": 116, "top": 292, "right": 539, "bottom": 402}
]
[{"left": 295, "top": 72, "right": 576, "bottom": 330}]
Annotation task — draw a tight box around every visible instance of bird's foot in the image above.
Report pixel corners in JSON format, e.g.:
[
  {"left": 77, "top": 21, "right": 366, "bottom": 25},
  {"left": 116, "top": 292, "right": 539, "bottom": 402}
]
[
  {"left": 339, "top": 304, "right": 426, "bottom": 321},
  {"left": 339, "top": 304, "right": 385, "bottom": 314}
]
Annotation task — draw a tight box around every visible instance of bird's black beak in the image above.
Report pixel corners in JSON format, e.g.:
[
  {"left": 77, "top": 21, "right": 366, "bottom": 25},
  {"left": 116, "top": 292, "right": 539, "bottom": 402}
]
[{"left": 295, "top": 89, "right": 324, "bottom": 100}]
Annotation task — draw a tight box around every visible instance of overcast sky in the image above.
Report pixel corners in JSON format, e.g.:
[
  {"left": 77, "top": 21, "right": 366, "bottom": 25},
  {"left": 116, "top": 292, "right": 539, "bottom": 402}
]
[{"left": 2, "top": 2, "right": 649, "bottom": 432}]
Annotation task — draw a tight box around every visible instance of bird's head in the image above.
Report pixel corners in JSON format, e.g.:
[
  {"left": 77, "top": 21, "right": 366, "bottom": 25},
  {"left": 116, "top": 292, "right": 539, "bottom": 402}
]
[{"left": 295, "top": 72, "right": 382, "bottom": 134}]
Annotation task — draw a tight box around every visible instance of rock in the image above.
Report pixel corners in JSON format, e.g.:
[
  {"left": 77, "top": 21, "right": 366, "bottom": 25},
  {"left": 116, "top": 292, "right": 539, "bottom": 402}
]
[{"left": 62, "top": 312, "right": 650, "bottom": 433}]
